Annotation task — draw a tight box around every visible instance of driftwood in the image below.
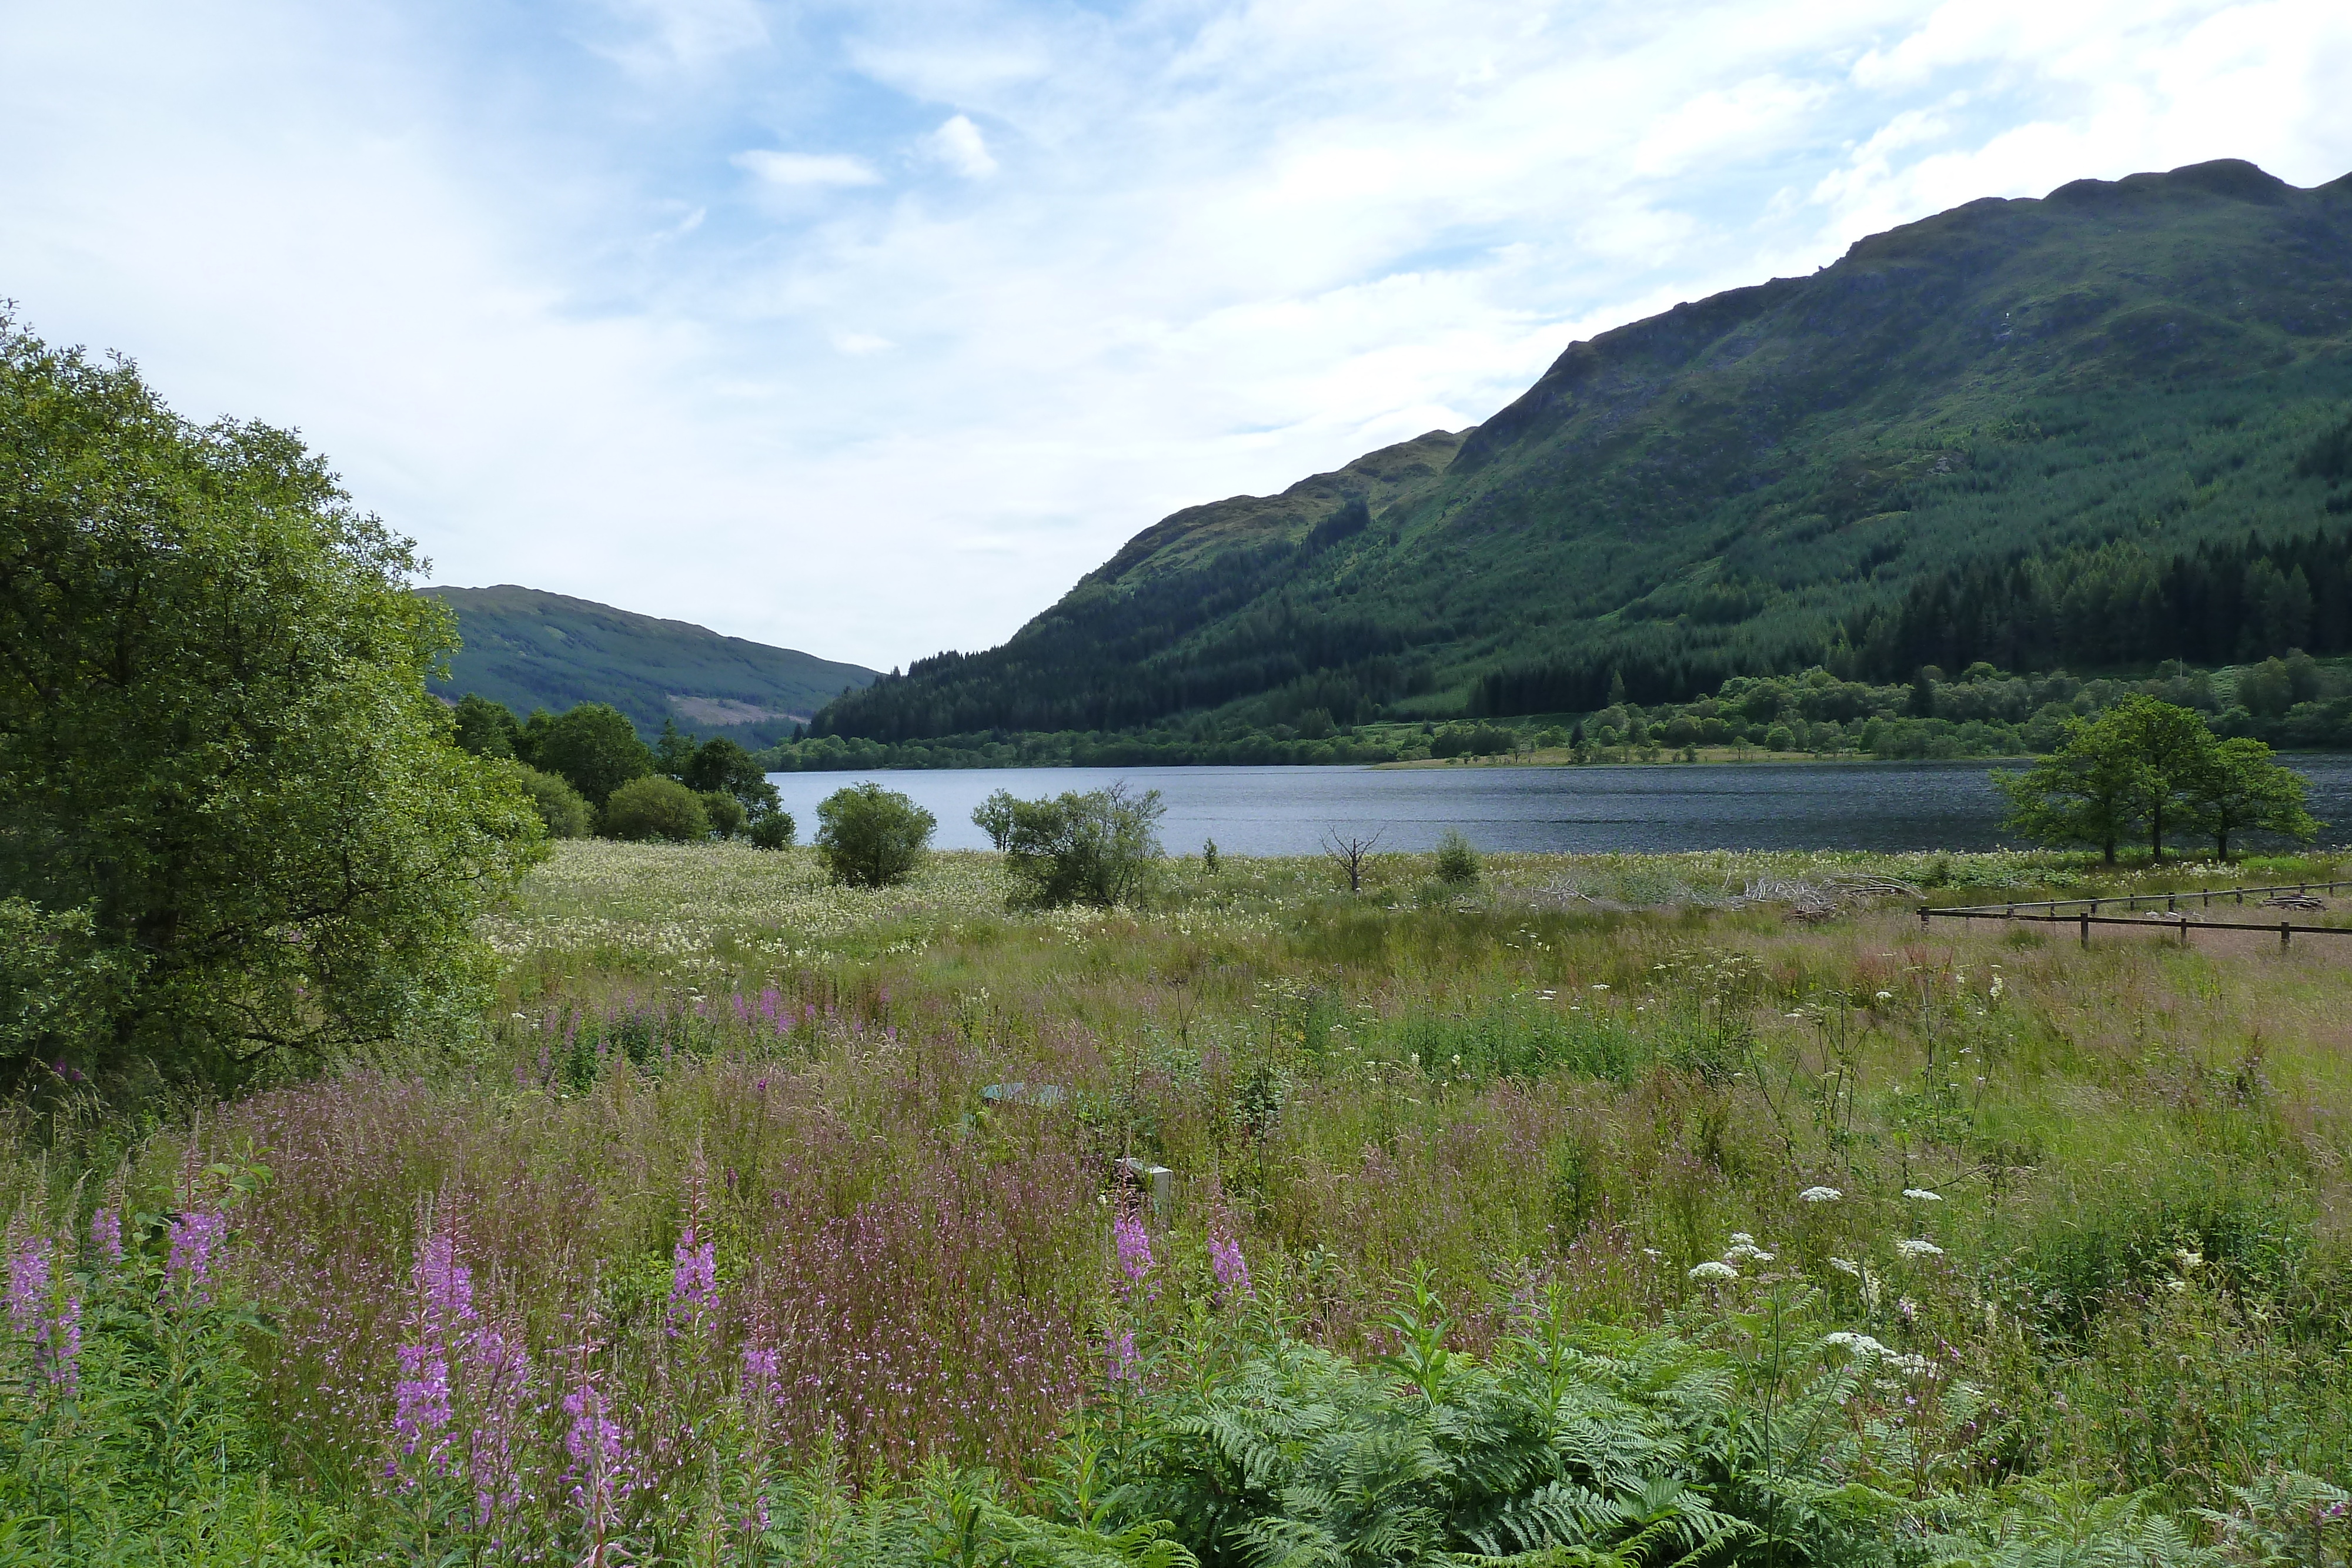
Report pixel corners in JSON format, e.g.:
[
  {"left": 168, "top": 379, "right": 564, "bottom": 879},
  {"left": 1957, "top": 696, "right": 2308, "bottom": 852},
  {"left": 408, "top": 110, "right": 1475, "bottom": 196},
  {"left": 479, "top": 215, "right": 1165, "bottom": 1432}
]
[{"left": 2258, "top": 894, "right": 2328, "bottom": 911}]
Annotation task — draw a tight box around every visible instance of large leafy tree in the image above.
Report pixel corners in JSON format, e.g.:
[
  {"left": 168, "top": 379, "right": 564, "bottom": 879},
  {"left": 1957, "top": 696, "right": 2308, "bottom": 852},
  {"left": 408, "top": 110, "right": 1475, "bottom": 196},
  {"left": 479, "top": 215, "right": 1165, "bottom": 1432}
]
[
  {"left": 520, "top": 701, "right": 650, "bottom": 808},
  {"left": 0, "top": 320, "right": 546, "bottom": 1092},
  {"left": 2183, "top": 736, "right": 2320, "bottom": 860},
  {"left": 1996, "top": 713, "right": 2159, "bottom": 865}
]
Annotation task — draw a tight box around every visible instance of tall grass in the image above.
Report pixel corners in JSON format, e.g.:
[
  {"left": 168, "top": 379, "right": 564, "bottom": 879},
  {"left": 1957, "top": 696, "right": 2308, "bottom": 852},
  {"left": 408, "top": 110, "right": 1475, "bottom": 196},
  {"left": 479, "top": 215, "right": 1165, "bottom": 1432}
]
[{"left": 5, "top": 840, "right": 2351, "bottom": 1562}]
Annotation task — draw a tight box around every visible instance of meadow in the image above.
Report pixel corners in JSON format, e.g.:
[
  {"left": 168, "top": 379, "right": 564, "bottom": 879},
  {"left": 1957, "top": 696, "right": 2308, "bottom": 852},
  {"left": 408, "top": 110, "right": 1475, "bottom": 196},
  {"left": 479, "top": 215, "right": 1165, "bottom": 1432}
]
[{"left": 6, "top": 839, "right": 2352, "bottom": 1565}]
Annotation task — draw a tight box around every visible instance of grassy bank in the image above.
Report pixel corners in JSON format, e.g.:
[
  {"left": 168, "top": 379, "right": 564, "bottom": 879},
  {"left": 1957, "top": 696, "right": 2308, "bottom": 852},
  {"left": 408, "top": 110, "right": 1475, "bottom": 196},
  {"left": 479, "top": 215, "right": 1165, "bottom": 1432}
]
[{"left": 6, "top": 841, "right": 2352, "bottom": 1563}]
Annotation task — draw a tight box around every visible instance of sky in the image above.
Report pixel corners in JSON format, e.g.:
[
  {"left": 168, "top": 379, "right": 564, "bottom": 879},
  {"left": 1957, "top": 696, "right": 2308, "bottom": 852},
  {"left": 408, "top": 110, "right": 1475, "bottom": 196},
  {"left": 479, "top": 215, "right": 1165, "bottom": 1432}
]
[{"left": 4, "top": 1, "right": 2349, "bottom": 671}]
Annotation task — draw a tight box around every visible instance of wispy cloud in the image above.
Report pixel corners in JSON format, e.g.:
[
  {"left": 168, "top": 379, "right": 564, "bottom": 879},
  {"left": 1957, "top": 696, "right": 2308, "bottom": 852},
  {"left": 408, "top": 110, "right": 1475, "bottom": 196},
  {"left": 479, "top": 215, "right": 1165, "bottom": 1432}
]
[
  {"left": 1, "top": 0, "right": 2346, "bottom": 668},
  {"left": 927, "top": 115, "right": 998, "bottom": 179},
  {"left": 733, "top": 149, "right": 882, "bottom": 186}
]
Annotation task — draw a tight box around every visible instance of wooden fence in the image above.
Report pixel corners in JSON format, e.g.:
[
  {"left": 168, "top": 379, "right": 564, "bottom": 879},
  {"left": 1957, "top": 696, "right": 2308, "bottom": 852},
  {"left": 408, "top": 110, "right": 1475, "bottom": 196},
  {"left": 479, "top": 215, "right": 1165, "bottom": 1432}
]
[{"left": 1918, "top": 879, "right": 2352, "bottom": 948}]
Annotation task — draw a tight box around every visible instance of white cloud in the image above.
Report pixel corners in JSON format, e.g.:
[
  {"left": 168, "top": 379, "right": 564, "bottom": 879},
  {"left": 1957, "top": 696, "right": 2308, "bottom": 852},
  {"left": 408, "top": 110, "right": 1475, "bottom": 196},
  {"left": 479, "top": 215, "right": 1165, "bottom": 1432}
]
[
  {"left": 732, "top": 149, "right": 883, "bottom": 187},
  {"left": 928, "top": 115, "right": 1000, "bottom": 179},
  {"left": 2, "top": 0, "right": 2348, "bottom": 670}
]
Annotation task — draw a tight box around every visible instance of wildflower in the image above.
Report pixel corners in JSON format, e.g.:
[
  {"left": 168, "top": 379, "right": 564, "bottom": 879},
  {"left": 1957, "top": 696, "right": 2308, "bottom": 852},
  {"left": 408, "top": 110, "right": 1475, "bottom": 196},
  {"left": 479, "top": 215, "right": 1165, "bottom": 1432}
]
[
  {"left": 1828, "top": 1256, "right": 1862, "bottom": 1276},
  {"left": 1902, "top": 1189, "right": 1943, "bottom": 1202},
  {"left": 1894, "top": 1238, "right": 1943, "bottom": 1259},
  {"left": 166, "top": 1210, "right": 229, "bottom": 1303},
  {"left": 1591, "top": 984, "right": 1609, "bottom": 991},
  {"left": 1727, "top": 1232, "right": 1756, "bottom": 1246},
  {"left": 5, "top": 1240, "right": 46, "bottom": 1338},
  {"left": 1799, "top": 1186, "right": 1843, "bottom": 1203},
  {"left": 1723, "top": 1242, "right": 1775, "bottom": 1263},
  {"left": 1889, "top": 1351, "right": 1932, "bottom": 1375},
  {"left": 667, "top": 1225, "right": 719, "bottom": 1335},
  {"left": 1688, "top": 1261, "right": 1739, "bottom": 1282},
  {"left": 89, "top": 1208, "right": 123, "bottom": 1268},
  {"left": 562, "top": 1375, "right": 634, "bottom": 1522},
  {"left": 1114, "top": 1207, "right": 1154, "bottom": 1289},
  {"left": 1874, "top": 990, "right": 1894, "bottom": 1001},
  {"left": 1209, "top": 1228, "right": 1252, "bottom": 1300},
  {"left": 1989, "top": 976, "right": 2005, "bottom": 999},
  {"left": 2174, "top": 1249, "right": 2202, "bottom": 1271},
  {"left": 1824, "top": 1330, "right": 1887, "bottom": 1355},
  {"left": 1104, "top": 1324, "right": 1139, "bottom": 1382}
]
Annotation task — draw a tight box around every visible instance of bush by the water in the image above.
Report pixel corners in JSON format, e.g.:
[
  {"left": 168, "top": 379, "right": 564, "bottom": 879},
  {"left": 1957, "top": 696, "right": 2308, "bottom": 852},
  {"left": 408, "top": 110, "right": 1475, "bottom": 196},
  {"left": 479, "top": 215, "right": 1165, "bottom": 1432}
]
[
  {"left": 747, "top": 810, "right": 797, "bottom": 850},
  {"left": 995, "top": 782, "right": 1165, "bottom": 908},
  {"left": 601, "top": 774, "right": 712, "bottom": 841},
  {"left": 816, "top": 781, "right": 935, "bottom": 887}
]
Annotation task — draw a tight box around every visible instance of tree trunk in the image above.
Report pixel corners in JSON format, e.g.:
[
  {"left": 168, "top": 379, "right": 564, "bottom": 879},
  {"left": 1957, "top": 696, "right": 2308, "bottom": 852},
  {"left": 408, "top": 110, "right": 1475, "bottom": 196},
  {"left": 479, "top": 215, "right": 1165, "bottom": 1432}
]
[
  {"left": 2150, "top": 801, "right": 2164, "bottom": 862},
  {"left": 2103, "top": 836, "right": 2117, "bottom": 865}
]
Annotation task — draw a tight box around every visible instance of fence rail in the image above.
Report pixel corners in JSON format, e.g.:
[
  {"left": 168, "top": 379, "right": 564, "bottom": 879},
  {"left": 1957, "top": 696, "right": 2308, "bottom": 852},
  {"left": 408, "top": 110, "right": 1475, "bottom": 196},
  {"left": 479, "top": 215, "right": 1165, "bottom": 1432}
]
[{"left": 1919, "top": 879, "right": 2352, "bottom": 947}]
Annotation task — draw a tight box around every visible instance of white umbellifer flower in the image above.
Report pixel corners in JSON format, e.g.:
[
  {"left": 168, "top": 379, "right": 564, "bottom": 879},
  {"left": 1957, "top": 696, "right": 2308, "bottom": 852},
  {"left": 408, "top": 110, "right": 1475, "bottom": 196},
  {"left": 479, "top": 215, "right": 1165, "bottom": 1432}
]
[
  {"left": 2164, "top": 1277, "right": 2187, "bottom": 1292},
  {"left": 1889, "top": 1352, "right": 1932, "bottom": 1375},
  {"left": 2174, "top": 1249, "right": 2202, "bottom": 1271},
  {"left": 1727, "top": 1232, "right": 1756, "bottom": 1246},
  {"left": 1723, "top": 1243, "right": 1774, "bottom": 1263},
  {"left": 1895, "top": 1239, "right": 1944, "bottom": 1259},
  {"left": 1989, "top": 977, "right": 2004, "bottom": 999},
  {"left": 1828, "top": 1256, "right": 1862, "bottom": 1276},
  {"left": 1823, "top": 1331, "right": 1886, "bottom": 1355},
  {"left": 1902, "top": 1189, "right": 1943, "bottom": 1202},
  {"left": 1875, "top": 990, "right": 1894, "bottom": 1000},
  {"left": 1641, "top": 1248, "right": 1663, "bottom": 1259},
  {"left": 1591, "top": 983, "right": 1609, "bottom": 991},
  {"left": 1688, "top": 1261, "right": 1739, "bottom": 1282},
  {"left": 1800, "top": 1186, "right": 1843, "bottom": 1203}
]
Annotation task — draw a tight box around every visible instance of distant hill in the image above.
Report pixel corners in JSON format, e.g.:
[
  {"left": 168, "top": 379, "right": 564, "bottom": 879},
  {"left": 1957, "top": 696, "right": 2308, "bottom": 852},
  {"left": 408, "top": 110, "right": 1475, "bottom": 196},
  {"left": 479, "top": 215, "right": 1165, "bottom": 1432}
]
[
  {"left": 816, "top": 158, "right": 2352, "bottom": 744},
  {"left": 419, "top": 586, "right": 878, "bottom": 746}
]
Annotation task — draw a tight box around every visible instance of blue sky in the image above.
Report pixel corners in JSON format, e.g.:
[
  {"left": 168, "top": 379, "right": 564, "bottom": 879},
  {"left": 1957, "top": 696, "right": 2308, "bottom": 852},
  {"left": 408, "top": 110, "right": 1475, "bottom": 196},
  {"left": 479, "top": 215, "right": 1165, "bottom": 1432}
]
[{"left": 4, "top": 0, "right": 2348, "bottom": 670}]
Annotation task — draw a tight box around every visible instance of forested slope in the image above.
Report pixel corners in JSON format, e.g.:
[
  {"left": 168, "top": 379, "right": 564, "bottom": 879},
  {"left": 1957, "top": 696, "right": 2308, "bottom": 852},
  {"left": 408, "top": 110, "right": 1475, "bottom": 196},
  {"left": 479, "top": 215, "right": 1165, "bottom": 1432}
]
[
  {"left": 422, "top": 585, "right": 877, "bottom": 746},
  {"left": 820, "top": 158, "right": 2352, "bottom": 743}
]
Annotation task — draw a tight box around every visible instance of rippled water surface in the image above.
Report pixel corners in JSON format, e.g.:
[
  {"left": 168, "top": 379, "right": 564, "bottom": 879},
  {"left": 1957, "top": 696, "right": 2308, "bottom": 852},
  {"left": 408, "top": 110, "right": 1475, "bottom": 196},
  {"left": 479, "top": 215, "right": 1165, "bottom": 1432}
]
[{"left": 764, "top": 756, "right": 2352, "bottom": 858}]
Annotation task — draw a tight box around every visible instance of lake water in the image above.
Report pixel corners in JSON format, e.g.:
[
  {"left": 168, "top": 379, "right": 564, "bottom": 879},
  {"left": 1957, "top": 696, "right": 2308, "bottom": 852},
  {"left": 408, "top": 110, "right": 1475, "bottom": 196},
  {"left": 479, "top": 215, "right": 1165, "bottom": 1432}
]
[{"left": 766, "top": 756, "right": 2352, "bottom": 857}]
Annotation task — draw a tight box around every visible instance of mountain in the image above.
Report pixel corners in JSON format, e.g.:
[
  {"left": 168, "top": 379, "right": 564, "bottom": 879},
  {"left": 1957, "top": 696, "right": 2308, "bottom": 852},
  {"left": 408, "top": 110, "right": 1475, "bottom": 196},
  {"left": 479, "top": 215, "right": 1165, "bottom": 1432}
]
[
  {"left": 817, "top": 158, "right": 2352, "bottom": 744},
  {"left": 419, "top": 585, "right": 878, "bottom": 746}
]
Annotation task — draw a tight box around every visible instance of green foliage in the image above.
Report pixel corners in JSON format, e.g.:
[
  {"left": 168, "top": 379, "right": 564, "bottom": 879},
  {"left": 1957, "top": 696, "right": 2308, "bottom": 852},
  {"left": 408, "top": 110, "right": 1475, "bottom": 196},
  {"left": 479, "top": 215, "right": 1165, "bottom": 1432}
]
[
  {"left": 684, "top": 734, "right": 784, "bottom": 820},
  {"left": 0, "top": 317, "right": 547, "bottom": 1090},
  {"left": 1001, "top": 784, "right": 1167, "bottom": 910},
  {"left": 421, "top": 584, "right": 876, "bottom": 750},
  {"left": 450, "top": 693, "right": 519, "bottom": 758},
  {"left": 975, "top": 788, "right": 1021, "bottom": 851},
  {"left": 816, "top": 783, "right": 936, "bottom": 888},
  {"left": 512, "top": 763, "right": 594, "bottom": 839},
  {"left": 601, "top": 774, "right": 712, "bottom": 842},
  {"left": 700, "top": 788, "right": 747, "bottom": 839},
  {"left": 522, "top": 701, "right": 652, "bottom": 807},
  {"left": 747, "top": 810, "right": 796, "bottom": 850},
  {"left": 1998, "top": 698, "right": 2319, "bottom": 862},
  {"left": 1435, "top": 830, "right": 1483, "bottom": 887}
]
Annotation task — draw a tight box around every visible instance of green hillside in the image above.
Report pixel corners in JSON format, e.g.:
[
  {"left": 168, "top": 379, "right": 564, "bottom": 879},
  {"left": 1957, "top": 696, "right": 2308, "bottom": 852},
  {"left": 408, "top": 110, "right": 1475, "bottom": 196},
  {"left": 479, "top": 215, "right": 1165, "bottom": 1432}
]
[
  {"left": 817, "top": 158, "right": 2352, "bottom": 745},
  {"left": 420, "top": 585, "right": 877, "bottom": 746}
]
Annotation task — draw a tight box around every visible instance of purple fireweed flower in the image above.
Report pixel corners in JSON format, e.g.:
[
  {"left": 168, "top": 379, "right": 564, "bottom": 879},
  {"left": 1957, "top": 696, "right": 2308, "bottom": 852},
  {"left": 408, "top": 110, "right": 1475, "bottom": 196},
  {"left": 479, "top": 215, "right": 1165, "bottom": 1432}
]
[
  {"left": 7, "top": 1240, "right": 81, "bottom": 1392},
  {"left": 742, "top": 1343, "right": 782, "bottom": 1402},
  {"left": 667, "top": 1225, "right": 718, "bottom": 1335},
  {"left": 392, "top": 1342, "right": 454, "bottom": 1470},
  {"left": 1104, "top": 1325, "right": 1139, "bottom": 1383},
  {"left": 49, "top": 1291, "right": 81, "bottom": 1395},
  {"left": 467, "top": 1323, "right": 532, "bottom": 1527},
  {"left": 90, "top": 1207, "right": 122, "bottom": 1268},
  {"left": 390, "top": 1224, "right": 477, "bottom": 1478},
  {"left": 1113, "top": 1209, "right": 1153, "bottom": 1284},
  {"left": 1210, "top": 1229, "right": 1252, "bottom": 1300},
  {"left": 562, "top": 1376, "right": 634, "bottom": 1521},
  {"left": 166, "top": 1210, "right": 228, "bottom": 1303},
  {"left": 6, "top": 1239, "right": 48, "bottom": 1337}
]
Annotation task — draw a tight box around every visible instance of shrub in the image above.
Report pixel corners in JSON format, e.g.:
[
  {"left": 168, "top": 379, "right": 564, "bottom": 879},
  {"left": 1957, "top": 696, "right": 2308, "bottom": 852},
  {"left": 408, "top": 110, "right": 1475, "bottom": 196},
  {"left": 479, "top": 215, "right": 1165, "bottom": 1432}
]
[
  {"left": 974, "top": 788, "right": 1020, "bottom": 851},
  {"left": 1001, "top": 784, "right": 1165, "bottom": 908},
  {"left": 748, "top": 810, "right": 797, "bottom": 850},
  {"left": 601, "top": 775, "right": 711, "bottom": 842},
  {"left": 1434, "top": 828, "right": 1481, "bottom": 886},
  {"left": 1764, "top": 723, "right": 1797, "bottom": 751},
  {"left": 511, "top": 764, "right": 593, "bottom": 838},
  {"left": 700, "top": 789, "right": 747, "bottom": 838},
  {"left": 816, "top": 784, "right": 935, "bottom": 887},
  {"left": 522, "top": 702, "right": 652, "bottom": 807}
]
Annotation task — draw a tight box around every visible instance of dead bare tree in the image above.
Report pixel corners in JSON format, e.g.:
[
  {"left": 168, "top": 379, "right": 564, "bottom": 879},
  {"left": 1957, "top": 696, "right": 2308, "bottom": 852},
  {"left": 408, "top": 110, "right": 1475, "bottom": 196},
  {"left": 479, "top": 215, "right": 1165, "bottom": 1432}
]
[{"left": 1321, "top": 825, "right": 1385, "bottom": 893}]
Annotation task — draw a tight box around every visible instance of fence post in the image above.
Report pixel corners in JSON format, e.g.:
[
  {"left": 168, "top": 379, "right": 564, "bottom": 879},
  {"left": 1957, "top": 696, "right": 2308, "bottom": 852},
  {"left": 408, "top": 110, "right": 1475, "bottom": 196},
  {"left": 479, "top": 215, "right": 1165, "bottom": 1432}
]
[
  {"left": 2080, "top": 911, "right": 2091, "bottom": 949},
  {"left": 1919, "top": 905, "right": 1929, "bottom": 927},
  {"left": 2283, "top": 921, "right": 2292, "bottom": 950},
  {"left": 2179, "top": 916, "right": 2189, "bottom": 947}
]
